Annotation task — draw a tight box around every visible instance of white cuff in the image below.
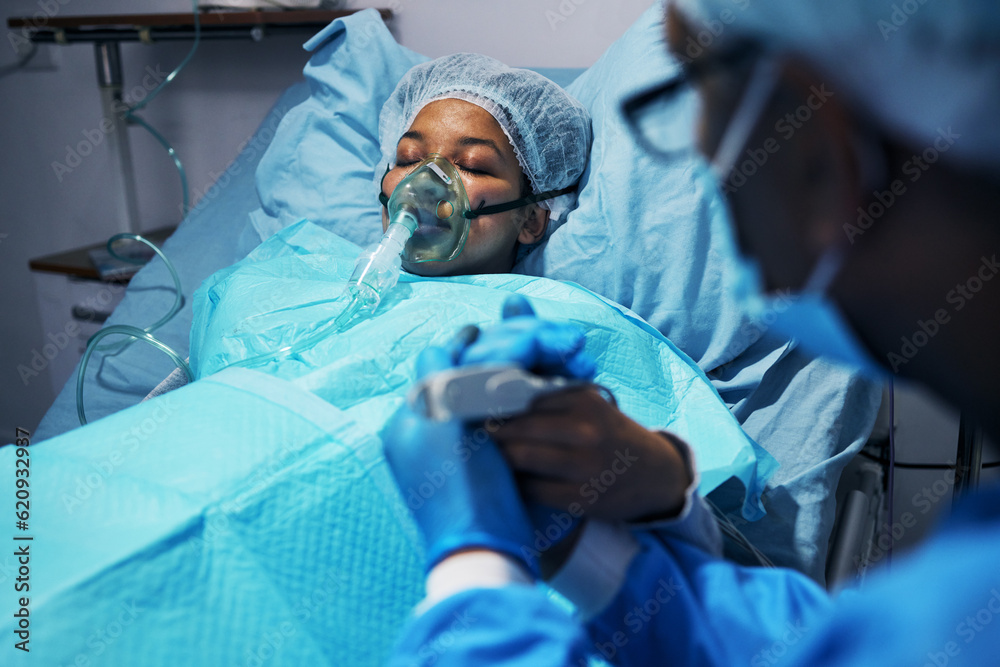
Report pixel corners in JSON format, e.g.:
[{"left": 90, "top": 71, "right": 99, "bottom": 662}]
[
  {"left": 547, "top": 520, "right": 641, "bottom": 620},
  {"left": 416, "top": 551, "right": 533, "bottom": 616}
]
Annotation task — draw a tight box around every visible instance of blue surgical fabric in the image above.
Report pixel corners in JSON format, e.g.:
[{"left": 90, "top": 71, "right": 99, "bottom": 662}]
[
  {"left": 190, "top": 219, "right": 775, "bottom": 516},
  {"left": 385, "top": 483, "right": 1000, "bottom": 667},
  {"left": 0, "top": 219, "right": 776, "bottom": 666}
]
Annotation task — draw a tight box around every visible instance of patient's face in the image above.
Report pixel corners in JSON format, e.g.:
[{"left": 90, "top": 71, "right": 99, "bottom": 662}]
[{"left": 381, "top": 99, "right": 546, "bottom": 276}]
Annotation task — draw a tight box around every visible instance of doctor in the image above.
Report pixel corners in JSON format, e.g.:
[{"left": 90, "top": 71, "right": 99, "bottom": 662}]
[{"left": 383, "top": 0, "right": 1000, "bottom": 664}]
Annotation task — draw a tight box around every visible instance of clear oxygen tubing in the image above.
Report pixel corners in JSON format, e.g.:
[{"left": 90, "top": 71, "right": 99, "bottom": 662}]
[
  {"left": 76, "top": 325, "right": 193, "bottom": 426},
  {"left": 76, "top": 234, "right": 189, "bottom": 426},
  {"left": 75, "top": 2, "right": 209, "bottom": 425},
  {"left": 334, "top": 213, "right": 417, "bottom": 329},
  {"left": 220, "top": 154, "right": 469, "bottom": 372},
  {"left": 95, "top": 234, "right": 184, "bottom": 349},
  {"left": 125, "top": 0, "right": 201, "bottom": 216},
  {"left": 222, "top": 215, "right": 418, "bottom": 373}
]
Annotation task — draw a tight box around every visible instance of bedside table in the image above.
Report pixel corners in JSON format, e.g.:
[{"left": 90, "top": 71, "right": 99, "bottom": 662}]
[{"left": 27, "top": 227, "right": 175, "bottom": 396}]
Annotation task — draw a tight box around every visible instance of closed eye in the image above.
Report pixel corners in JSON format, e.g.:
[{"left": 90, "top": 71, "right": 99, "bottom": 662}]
[{"left": 457, "top": 164, "right": 488, "bottom": 176}]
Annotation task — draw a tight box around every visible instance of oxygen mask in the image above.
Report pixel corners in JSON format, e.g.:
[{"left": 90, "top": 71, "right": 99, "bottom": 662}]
[{"left": 382, "top": 154, "right": 472, "bottom": 264}]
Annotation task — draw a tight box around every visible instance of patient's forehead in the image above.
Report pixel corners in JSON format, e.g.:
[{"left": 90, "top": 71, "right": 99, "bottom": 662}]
[{"left": 405, "top": 99, "right": 518, "bottom": 163}]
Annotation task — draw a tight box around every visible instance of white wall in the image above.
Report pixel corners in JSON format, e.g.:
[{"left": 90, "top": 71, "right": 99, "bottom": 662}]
[
  {"left": 0, "top": 1, "right": 654, "bottom": 438},
  {"left": 350, "top": 0, "right": 651, "bottom": 67}
]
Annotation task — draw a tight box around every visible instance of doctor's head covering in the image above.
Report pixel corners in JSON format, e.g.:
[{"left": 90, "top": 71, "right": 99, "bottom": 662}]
[
  {"left": 671, "top": 0, "right": 1000, "bottom": 176},
  {"left": 376, "top": 53, "right": 593, "bottom": 222}
]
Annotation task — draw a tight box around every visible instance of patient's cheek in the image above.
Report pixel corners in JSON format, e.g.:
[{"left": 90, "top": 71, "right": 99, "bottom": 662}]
[{"left": 466, "top": 181, "right": 517, "bottom": 208}]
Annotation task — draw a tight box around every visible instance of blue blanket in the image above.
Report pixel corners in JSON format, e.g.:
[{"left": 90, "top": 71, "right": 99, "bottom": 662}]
[
  {"left": 191, "top": 220, "right": 775, "bottom": 508},
  {"left": 1, "top": 220, "right": 775, "bottom": 666}
]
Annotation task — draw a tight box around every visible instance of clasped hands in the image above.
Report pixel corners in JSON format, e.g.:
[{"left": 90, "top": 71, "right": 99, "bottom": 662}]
[{"left": 383, "top": 295, "right": 693, "bottom": 577}]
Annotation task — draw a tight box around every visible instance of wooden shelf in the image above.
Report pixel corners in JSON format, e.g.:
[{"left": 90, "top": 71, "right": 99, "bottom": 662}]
[
  {"left": 7, "top": 9, "right": 392, "bottom": 41},
  {"left": 8, "top": 9, "right": 392, "bottom": 28},
  {"left": 29, "top": 227, "right": 176, "bottom": 283}
]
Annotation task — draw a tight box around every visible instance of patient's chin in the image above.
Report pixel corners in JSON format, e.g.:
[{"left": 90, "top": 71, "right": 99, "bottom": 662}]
[{"left": 402, "top": 259, "right": 457, "bottom": 277}]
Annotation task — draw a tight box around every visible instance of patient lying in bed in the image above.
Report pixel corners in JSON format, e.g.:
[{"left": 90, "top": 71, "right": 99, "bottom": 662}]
[
  {"left": 13, "top": 210, "right": 773, "bottom": 665},
  {"left": 190, "top": 50, "right": 781, "bottom": 527},
  {"left": 4, "top": 52, "right": 779, "bottom": 667},
  {"left": 220, "top": 52, "right": 763, "bottom": 533},
  {"left": 148, "top": 51, "right": 584, "bottom": 395},
  {"left": 377, "top": 95, "right": 550, "bottom": 276},
  {"left": 374, "top": 52, "right": 590, "bottom": 278}
]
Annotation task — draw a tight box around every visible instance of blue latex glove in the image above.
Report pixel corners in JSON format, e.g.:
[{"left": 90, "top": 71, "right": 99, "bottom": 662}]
[
  {"left": 383, "top": 343, "right": 538, "bottom": 575},
  {"left": 456, "top": 295, "right": 595, "bottom": 565},
  {"left": 459, "top": 294, "right": 597, "bottom": 380}
]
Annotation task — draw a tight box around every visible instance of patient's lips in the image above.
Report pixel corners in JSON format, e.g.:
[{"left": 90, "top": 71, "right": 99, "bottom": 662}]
[{"left": 413, "top": 222, "right": 452, "bottom": 238}]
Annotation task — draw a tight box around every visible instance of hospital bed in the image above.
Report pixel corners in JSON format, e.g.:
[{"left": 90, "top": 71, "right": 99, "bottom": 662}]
[{"left": 17, "top": 5, "right": 880, "bottom": 664}]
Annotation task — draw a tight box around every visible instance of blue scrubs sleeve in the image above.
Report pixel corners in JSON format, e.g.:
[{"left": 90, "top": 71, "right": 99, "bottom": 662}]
[
  {"left": 585, "top": 531, "right": 833, "bottom": 666},
  {"left": 389, "top": 485, "right": 1000, "bottom": 667},
  {"left": 587, "top": 485, "right": 1000, "bottom": 667},
  {"left": 785, "top": 484, "right": 1000, "bottom": 666},
  {"left": 388, "top": 586, "right": 591, "bottom": 667}
]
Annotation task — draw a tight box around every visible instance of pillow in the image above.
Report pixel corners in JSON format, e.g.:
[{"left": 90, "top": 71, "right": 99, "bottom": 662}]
[
  {"left": 517, "top": 0, "right": 753, "bottom": 371},
  {"left": 254, "top": 5, "right": 752, "bottom": 371},
  {"left": 251, "top": 10, "right": 427, "bottom": 248}
]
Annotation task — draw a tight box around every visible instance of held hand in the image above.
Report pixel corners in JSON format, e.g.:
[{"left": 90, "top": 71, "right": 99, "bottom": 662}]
[
  {"left": 492, "top": 387, "right": 693, "bottom": 523},
  {"left": 454, "top": 295, "right": 690, "bottom": 522},
  {"left": 383, "top": 345, "right": 537, "bottom": 574},
  {"left": 458, "top": 294, "right": 597, "bottom": 380}
]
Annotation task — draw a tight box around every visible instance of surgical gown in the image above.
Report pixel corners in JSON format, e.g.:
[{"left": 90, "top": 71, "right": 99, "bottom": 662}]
[{"left": 390, "top": 483, "right": 1000, "bottom": 666}]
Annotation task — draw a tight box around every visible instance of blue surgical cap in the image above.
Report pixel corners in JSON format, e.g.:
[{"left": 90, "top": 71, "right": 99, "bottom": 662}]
[
  {"left": 672, "top": 0, "right": 1000, "bottom": 175},
  {"left": 376, "top": 53, "right": 592, "bottom": 221}
]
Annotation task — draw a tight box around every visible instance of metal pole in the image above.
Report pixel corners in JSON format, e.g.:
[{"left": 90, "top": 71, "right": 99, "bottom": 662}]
[
  {"left": 95, "top": 41, "right": 141, "bottom": 234},
  {"left": 954, "top": 412, "right": 983, "bottom": 499}
]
